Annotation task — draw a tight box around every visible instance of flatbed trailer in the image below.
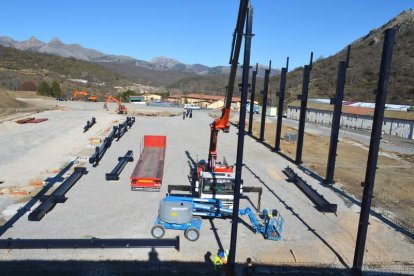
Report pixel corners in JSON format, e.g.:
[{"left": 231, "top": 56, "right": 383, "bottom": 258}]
[{"left": 130, "top": 135, "right": 166, "bottom": 191}]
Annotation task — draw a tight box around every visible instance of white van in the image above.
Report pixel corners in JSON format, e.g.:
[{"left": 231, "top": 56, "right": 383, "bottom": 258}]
[{"left": 184, "top": 104, "right": 201, "bottom": 110}]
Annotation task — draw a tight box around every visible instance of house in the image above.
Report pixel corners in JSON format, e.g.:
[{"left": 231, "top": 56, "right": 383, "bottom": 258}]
[
  {"left": 165, "top": 93, "right": 245, "bottom": 109},
  {"left": 129, "top": 94, "right": 162, "bottom": 103},
  {"left": 287, "top": 101, "right": 414, "bottom": 139}
]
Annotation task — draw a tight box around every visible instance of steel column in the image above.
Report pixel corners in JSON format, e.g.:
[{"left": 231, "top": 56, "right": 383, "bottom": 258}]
[
  {"left": 295, "top": 52, "right": 313, "bottom": 164},
  {"left": 325, "top": 46, "right": 351, "bottom": 184},
  {"left": 228, "top": 4, "right": 253, "bottom": 275},
  {"left": 274, "top": 57, "right": 289, "bottom": 151},
  {"left": 352, "top": 28, "right": 396, "bottom": 273},
  {"left": 248, "top": 63, "right": 258, "bottom": 134},
  {"left": 259, "top": 61, "right": 271, "bottom": 141}
]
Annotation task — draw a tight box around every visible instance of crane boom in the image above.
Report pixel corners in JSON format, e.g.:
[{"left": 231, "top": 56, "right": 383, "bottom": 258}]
[{"left": 207, "top": 0, "right": 249, "bottom": 171}]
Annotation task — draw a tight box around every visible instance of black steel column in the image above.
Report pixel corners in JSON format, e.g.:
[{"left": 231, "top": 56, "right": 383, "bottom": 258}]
[
  {"left": 248, "top": 63, "right": 258, "bottom": 134},
  {"left": 295, "top": 52, "right": 313, "bottom": 164},
  {"left": 274, "top": 57, "right": 289, "bottom": 151},
  {"left": 324, "top": 46, "right": 351, "bottom": 184},
  {"left": 259, "top": 61, "right": 271, "bottom": 141},
  {"left": 352, "top": 28, "right": 395, "bottom": 273},
  {"left": 228, "top": 5, "right": 253, "bottom": 276}
]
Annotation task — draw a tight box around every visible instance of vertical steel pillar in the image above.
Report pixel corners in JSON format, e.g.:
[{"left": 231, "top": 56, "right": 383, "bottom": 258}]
[
  {"left": 259, "top": 61, "right": 271, "bottom": 141},
  {"left": 248, "top": 63, "right": 258, "bottom": 134},
  {"left": 274, "top": 57, "right": 289, "bottom": 151},
  {"left": 228, "top": 4, "right": 253, "bottom": 276},
  {"left": 352, "top": 28, "right": 395, "bottom": 273},
  {"left": 324, "top": 46, "right": 351, "bottom": 184},
  {"left": 295, "top": 52, "right": 313, "bottom": 164}
]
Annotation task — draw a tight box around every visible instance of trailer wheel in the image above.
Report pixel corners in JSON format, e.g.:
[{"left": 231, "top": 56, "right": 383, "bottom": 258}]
[
  {"left": 184, "top": 227, "right": 200, "bottom": 241},
  {"left": 151, "top": 225, "right": 165, "bottom": 239}
]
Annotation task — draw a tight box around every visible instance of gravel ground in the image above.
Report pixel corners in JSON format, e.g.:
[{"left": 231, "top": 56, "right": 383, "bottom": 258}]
[{"left": 0, "top": 101, "right": 412, "bottom": 271}]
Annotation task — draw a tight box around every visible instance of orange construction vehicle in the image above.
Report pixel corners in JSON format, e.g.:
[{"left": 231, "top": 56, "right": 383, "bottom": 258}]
[
  {"left": 87, "top": 95, "right": 98, "bottom": 102},
  {"left": 72, "top": 91, "right": 98, "bottom": 102},
  {"left": 105, "top": 95, "right": 128, "bottom": 114},
  {"left": 194, "top": 0, "right": 249, "bottom": 208},
  {"left": 72, "top": 90, "right": 89, "bottom": 101}
]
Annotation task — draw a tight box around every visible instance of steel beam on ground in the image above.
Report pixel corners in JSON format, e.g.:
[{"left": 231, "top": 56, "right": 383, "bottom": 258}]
[
  {"left": 83, "top": 117, "right": 96, "bottom": 132},
  {"left": 0, "top": 237, "right": 179, "bottom": 251},
  {"left": 89, "top": 126, "right": 118, "bottom": 165},
  {"left": 106, "top": 150, "right": 134, "bottom": 181},
  {"left": 28, "top": 167, "right": 88, "bottom": 221},
  {"left": 283, "top": 167, "right": 337, "bottom": 213}
]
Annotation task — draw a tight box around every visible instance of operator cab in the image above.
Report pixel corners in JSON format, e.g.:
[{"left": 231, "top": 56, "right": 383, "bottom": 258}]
[{"left": 195, "top": 171, "right": 242, "bottom": 209}]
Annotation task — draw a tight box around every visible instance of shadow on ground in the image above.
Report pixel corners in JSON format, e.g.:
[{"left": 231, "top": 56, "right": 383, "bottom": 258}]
[
  {"left": 0, "top": 161, "right": 74, "bottom": 237},
  {"left": 0, "top": 259, "right": 366, "bottom": 276}
]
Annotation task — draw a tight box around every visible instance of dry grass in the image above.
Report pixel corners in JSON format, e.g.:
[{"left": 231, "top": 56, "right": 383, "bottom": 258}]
[{"left": 248, "top": 120, "right": 414, "bottom": 230}]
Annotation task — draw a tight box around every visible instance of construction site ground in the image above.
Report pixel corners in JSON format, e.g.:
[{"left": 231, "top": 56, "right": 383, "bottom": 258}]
[
  {"left": 245, "top": 115, "right": 414, "bottom": 233},
  {"left": 0, "top": 98, "right": 413, "bottom": 273}
]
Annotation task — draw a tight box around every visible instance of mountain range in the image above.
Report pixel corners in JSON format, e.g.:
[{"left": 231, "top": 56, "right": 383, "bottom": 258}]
[
  {"left": 0, "top": 35, "right": 275, "bottom": 77},
  {"left": 0, "top": 9, "right": 412, "bottom": 104}
]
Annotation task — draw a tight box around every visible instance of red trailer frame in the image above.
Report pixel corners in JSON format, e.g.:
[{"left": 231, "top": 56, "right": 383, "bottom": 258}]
[{"left": 130, "top": 135, "right": 167, "bottom": 191}]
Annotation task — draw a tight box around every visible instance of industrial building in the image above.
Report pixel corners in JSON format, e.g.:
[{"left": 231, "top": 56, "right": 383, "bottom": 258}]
[
  {"left": 129, "top": 94, "right": 162, "bottom": 103},
  {"left": 287, "top": 101, "right": 414, "bottom": 139}
]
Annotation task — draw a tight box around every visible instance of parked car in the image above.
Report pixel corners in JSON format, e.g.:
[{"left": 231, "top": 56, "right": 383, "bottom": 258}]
[
  {"left": 184, "top": 104, "right": 201, "bottom": 110},
  {"left": 246, "top": 104, "right": 259, "bottom": 114},
  {"left": 56, "top": 97, "right": 66, "bottom": 101}
]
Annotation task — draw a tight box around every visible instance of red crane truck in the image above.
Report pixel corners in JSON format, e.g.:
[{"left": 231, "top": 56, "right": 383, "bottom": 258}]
[{"left": 130, "top": 135, "right": 167, "bottom": 191}]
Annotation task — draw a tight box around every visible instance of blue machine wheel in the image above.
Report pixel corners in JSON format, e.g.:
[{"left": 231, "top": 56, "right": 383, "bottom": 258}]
[
  {"left": 184, "top": 227, "right": 200, "bottom": 241},
  {"left": 151, "top": 225, "right": 165, "bottom": 239}
]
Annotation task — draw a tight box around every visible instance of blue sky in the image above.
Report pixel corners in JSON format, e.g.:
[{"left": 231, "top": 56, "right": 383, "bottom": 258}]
[{"left": 1, "top": 0, "right": 412, "bottom": 69}]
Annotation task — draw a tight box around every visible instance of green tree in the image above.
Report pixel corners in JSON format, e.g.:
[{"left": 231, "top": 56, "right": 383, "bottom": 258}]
[
  {"left": 37, "top": 81, "right": 50, "bottom": 96},
  {"left": 51, "top": 81, "right": 62, "bottom": 97},
  {"left": 119, "top": 89, "right": 137, "bottom": 102}
]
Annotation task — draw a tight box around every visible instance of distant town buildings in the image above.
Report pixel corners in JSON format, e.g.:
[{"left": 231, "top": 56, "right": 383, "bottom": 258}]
[
  {"left": 68, "top": 78, "right": 88, "bottom": 84},
  {"left": 165, "top": 93, "right": 244, "bottom": 110},
  {"left": 309, "top": 99, "right": 412, "bottom": 112},
  {"left": 129, "top": 94, "right": 162, "bottom": 103},
  {"left": 287, "top": 100, "right": 414, "bottom": 140}
]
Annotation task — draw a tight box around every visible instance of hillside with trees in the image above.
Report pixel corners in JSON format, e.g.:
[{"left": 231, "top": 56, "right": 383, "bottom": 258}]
[{"left": 268, "top": 9, "right": 414, "bottom": 106}]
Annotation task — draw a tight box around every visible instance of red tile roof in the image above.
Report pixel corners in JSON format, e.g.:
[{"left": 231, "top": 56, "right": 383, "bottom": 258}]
[
  {"left": 185, "top": 93, "right": 241, "bottom": 102},
  {"left": 342, "top": 106, "right": 374, "bottom": 116}
]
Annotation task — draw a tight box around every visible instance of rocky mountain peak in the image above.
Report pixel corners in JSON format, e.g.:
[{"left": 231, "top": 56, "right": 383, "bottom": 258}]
[
  {"left": 48, "top": 37, "right": 63, "bottom": 45},
  {"left": 151, "top": 56, "right": 181, "bottom": 67}
]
